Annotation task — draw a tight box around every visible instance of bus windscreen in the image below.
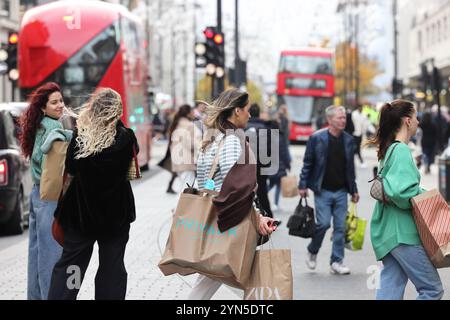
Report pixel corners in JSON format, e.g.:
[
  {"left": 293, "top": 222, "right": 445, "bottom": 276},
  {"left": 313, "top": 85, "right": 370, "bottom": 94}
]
[{"left": 279, "top": 55, "right": 332, "bottom": 75}]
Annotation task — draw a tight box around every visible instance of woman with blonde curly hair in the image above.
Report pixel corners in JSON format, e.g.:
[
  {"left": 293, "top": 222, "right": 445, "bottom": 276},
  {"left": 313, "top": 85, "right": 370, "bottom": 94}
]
[{"left": 48, "top": 88, "right": 138, "bottom": 300}]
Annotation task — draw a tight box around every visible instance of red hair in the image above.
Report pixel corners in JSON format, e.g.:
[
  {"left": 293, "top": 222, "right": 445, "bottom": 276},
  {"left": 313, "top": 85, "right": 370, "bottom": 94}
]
[{"left": 19, "top": 82, "right": 61, "bottom": 158}]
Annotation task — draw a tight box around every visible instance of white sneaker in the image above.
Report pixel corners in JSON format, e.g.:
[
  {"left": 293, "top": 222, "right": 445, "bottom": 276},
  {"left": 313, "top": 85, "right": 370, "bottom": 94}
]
[
  {"left": 330, "top": 262, "right": 351, "bottom": 275},
  {"left": 360, "top": 163, "right": 367, "bottom": 169},
  {"left": 272, "top": 204, "right": 279, "bottom": 211},
  {"left": 306, "top": 252, "right": 317, "bottom": 270}
]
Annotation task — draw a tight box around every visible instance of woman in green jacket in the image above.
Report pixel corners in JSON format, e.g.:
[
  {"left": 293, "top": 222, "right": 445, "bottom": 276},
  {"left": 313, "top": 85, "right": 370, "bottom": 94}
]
[{"left": 369, "top": 100, "right": 443, "bottom": 300}]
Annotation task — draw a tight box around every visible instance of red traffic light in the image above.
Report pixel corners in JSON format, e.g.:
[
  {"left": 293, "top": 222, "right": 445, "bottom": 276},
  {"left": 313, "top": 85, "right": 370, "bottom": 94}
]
[
  {"left": 8, "top": 33, "right": 18, "bottom": 45},
  {"left": 213, "top": 34, "right": 223, "bottom": 45},
  {"left": 204, "top": 28, "right": 214, "bottom": 39}
]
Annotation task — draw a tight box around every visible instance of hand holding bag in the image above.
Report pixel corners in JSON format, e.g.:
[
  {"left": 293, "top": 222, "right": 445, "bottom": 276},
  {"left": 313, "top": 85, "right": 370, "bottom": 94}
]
[{"left": 369, "top": 142, "right": 400, "bottom": 204}]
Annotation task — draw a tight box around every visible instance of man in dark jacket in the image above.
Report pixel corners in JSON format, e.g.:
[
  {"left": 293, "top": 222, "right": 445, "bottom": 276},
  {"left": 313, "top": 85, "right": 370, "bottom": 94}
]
[
  {"left": 298, "top": 105, "right": 359, "bottom": 275},
  {"left": 245, "top": 104, "right": 274, "bottom": 218}
]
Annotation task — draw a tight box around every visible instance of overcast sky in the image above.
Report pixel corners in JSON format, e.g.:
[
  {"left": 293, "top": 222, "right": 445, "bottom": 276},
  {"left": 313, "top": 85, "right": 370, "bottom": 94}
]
[{"left": 194, "top": 0, "right": 393, "bottom": 92}]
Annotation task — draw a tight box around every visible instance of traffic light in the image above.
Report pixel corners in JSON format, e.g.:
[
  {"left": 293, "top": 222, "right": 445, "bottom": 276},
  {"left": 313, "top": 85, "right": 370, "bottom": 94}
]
[
  {"left": 213, "top": 31, "right": 224, "bottom": 68},
  {"left": 420, "top": 63, "right": 430, "bottom": 92},
  {"left": 6, "top": 32, "right": 19, "bottom": 81},
  {"left": 432, "top": 66, "right": 442, "bottom": 93},
  {"left": 202, "top": 26, "right": 225, "bottom": 78},
  {"left": 194, "top": 42, "right": 207, "bottom": 68},
  {"left": 392, "top": 78, "right": 403, "bottom": 97}
]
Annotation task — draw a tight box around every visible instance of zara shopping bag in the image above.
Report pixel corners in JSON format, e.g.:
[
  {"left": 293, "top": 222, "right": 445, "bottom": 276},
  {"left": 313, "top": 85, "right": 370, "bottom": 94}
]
[
  {"left": 244, "top": 248, "right": 293, "bottom": 300},
  {"left": 411, "top": 189, "right": 450, "bottom": 268},
  {"left": 40, "top": 141, "right": 68, "bottom": 201}
]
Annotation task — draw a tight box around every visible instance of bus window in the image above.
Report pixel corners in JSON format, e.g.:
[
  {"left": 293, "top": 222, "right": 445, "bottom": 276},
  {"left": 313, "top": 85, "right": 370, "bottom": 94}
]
[
  {"left": 283, "top": 96, "right": 314, "bottom": 124},
  {"left": 280, "top": 55, "right": 333, "bottom": 75},
  {"left": 26, "top": 21, "right": 121, "bottom": 109}
]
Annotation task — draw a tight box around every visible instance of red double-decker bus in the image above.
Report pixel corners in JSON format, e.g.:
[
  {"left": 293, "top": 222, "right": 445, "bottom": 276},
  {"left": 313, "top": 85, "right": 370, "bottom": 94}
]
[
  {"left": 277, "top": 48, "right": 334, "bottom": 142},
  {"left": 19, "top": 0, "right": 152, "bottom": 168}
]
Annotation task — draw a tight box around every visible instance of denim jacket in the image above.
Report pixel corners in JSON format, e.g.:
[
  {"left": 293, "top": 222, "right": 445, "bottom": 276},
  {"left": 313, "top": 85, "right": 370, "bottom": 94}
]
[{"left": 298, "top": 129, "right": 358, "bottom": 195}]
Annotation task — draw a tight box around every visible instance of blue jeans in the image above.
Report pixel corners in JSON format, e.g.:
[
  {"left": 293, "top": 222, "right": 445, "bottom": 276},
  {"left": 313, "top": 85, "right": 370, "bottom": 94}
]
[
  {"left": 307, "top": 189, "right": 348, "bottom": 265},
  {"left": 27, "top": 185, "right": 62, "bottom": 300},
  {"left": 376, "top": 244, "right": 444, "bottom": 300},
  {"left": 268, "top": 177, "right": 281, "bottom": 206}
]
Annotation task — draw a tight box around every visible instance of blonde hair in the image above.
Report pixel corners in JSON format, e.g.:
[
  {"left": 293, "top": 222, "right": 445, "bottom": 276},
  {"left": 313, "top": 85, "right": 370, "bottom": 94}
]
[{"left": 75, "top": 88, "right": 123, "bottom": 159}]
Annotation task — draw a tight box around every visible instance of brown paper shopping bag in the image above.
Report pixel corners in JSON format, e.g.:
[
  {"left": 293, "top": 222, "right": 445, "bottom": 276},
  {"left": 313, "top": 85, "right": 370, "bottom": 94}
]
[
  {"left": 158, "top": 190, "right": 260, "bottom": 289},
  {"left": 40, "top": 141, "right": 68, "bottom": 201},
  {"left": 411, "top": 189, "right": 450, "bottom": 268},
  {"left": 244, "top": 249, "right": 293, "bottom": 300},
  {"left": 281, "top": 175, "right": 298, "bottom": 198}
]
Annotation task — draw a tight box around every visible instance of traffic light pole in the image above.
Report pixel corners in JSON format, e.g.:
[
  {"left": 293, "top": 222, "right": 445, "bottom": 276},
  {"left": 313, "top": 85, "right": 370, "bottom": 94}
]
[
  {"left": 11, "top": 81, "right": 15, "bottom": 102},
  {"left": 212, "top": 0, "right": 224, "bottom": 99}
]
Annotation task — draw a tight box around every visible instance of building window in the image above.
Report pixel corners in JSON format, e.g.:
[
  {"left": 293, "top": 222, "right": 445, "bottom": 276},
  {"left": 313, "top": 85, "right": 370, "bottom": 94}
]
[
  {"left": 445, "top": 17, "right": 448, "bottom": 39},
  {"left": 432, "top": 23, "right": 436, "bottom": 44},
  {"left": 418, "top": 30, "right": 423, "bottom": 51},
  {"left": 0, "top": 0, "right": 10, "bottom": 17},
  {"left": 438, "top": 21, "right": 442, "bottom": 43}
]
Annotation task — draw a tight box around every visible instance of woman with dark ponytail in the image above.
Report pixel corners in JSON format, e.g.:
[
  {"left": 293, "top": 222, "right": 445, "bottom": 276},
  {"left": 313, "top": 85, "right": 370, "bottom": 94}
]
[{"left": 368, "top": 100, "right": 443, "bottom": 300}]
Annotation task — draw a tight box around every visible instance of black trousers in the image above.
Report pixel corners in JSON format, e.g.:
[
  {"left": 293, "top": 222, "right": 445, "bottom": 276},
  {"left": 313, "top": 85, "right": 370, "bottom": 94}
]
[
  {"left": 256, "top": 175, "right": 273, "bottom": 218},
  {"left": 48, "top": 224, "right": 130, "bottom": 300},
  {"left": 353, "top": 135, "right": 363, "bottom": 163}
]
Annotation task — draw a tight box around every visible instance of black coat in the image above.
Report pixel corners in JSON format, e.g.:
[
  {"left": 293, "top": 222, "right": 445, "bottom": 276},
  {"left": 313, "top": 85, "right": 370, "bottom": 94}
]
[{"left": 55, "top": 123, "right": 138, "bottom": 236}]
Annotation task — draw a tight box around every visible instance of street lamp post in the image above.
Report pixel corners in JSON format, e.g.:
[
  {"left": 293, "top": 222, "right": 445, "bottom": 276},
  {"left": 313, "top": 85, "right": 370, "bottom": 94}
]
[{"left": 392, "top": 0, "right": 400, "bottom": 99}]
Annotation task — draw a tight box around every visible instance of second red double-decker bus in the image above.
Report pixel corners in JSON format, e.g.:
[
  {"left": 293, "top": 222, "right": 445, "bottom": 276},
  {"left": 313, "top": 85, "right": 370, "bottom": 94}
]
[
  {"left": 277, "top": 48, "right": 335, "bottom": 142},
  {"left": 19, "top": 0, "right": 151, "bottom": 168}
]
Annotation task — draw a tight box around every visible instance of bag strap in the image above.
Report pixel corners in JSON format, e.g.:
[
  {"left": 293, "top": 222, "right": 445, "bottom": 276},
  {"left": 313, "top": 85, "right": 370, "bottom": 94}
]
[
  {"left": 207, "top": 136, "right": 226, "bottom": 180},
  {"left": 299, "top": 196, "right": 308, "bottom": 207},
  {"left": 378, "top": 142, "right": 400, "bottom": 175},
  {"left": 132, "top": 143, "right": 141, "bottom": 178}
]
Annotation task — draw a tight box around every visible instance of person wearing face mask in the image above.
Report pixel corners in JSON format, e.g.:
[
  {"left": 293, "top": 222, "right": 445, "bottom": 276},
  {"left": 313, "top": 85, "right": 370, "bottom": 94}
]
[
  {"left": 19, "top": 82, "right": 72, "bottom": 300},
  {"left": 367, "top": 100, "right": 444, "bottom": 300}
]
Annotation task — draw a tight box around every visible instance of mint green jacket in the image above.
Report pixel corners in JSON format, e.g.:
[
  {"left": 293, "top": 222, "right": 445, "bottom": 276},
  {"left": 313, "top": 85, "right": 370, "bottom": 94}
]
[
  {"left": 31, "top": 116, "right": 72, "bottom": 185},
  {"left": 370, "top": 142, "right": 422, "bottom": 261}
]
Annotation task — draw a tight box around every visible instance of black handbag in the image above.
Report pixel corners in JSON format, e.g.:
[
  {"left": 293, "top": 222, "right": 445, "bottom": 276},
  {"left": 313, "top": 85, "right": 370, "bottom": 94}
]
[{"left": 287, "top": 197, "right": 315, "bottom": 238}]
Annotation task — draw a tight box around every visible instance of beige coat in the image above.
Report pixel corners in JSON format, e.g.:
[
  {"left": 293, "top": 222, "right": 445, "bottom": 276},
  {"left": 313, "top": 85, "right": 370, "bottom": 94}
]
[{"left": 170, "top": 118, "right": 202, "bottom": 173}]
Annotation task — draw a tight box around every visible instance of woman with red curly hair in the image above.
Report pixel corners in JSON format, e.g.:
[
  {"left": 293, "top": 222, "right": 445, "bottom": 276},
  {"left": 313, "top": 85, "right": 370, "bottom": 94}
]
[{"left": 19, "top": 82, "right": 72, "bottom": 300}]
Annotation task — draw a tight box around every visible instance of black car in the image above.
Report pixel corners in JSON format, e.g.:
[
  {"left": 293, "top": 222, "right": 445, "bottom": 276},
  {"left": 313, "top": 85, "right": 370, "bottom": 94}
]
[{"left": 0, "top": 103, "right": 31, "bottom": 235}]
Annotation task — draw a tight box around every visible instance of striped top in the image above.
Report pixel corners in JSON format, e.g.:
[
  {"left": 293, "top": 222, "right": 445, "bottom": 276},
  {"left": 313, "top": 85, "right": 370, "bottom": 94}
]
[{"left": 197, "top": 133, "right": 242, "bottom": 192}]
